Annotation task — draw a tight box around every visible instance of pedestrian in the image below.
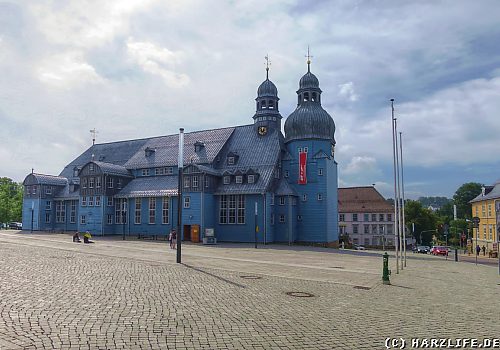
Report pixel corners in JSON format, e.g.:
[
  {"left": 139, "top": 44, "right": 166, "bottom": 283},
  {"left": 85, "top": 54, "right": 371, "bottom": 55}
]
[
  {"left": 476, "top": 244, "right": 481, "bottom": 256},
  {"left": 72, "top": 232, "right": 81, "bottom": 243},
  {"left": 83, "top": 231, "right": 94, "bottom": 244},
  {"left": 482, "top": 245, "right": 486, "bottom": 256},
  {"left": 170, "top": 229, "right": 177, "bottom": 249}
]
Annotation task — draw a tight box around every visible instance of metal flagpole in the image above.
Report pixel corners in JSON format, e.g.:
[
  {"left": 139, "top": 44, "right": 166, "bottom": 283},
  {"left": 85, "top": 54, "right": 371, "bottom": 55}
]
[
  {"left": 395, "top": 117, "right": 403, "bottom": 271},
  {"left": 391, "top": 99, "right": 399, "bottom": 274},
  {"left": 400, "top": 131, "right": 407, "bottom": 267},
  {"left": 177, "top": 128, "right": 184, "bottom": 264}
]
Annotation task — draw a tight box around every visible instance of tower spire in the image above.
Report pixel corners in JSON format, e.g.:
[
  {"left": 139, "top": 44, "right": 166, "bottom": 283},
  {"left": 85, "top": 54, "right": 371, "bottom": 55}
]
[
  {"left": 264, "top": 54, "right": 271, "bottom": 79},
  {"left": 305, "top": 46, "right": 313, "bottom": 72}
]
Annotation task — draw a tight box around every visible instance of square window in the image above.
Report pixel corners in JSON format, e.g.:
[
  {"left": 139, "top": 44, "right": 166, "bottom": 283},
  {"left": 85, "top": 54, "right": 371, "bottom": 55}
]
[
  {"left": 235, "top": 175, "right": 243, "bottom": 184},
  {"left": 184, "top": 196, "right": 190, "bottom": 209},
  {"left": 279, "top": 215, "right": 285, "bottom": 223},
  {"left": 228, "top": 157, "right": 235, "bottom": 165},
  {"left": 142, "top": 169, "right": 150, "bottom": 176},
  {"left": 247, "top": 175, "right": 255, "bottom": 184},
  {"left": 223, "top": 176, "right": 230, "bottom": 185}
]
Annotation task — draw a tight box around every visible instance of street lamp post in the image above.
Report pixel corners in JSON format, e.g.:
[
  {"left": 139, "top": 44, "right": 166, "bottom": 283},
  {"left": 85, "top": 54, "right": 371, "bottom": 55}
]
[
  {"left": 177, "top": 128, "right": 184, "bottom": 264},
  {"left": 391, "top": 99, "right": 399, "bottom": 274}
]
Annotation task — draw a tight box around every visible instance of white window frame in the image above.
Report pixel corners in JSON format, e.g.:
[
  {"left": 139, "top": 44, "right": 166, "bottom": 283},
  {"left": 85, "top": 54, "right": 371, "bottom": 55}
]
[
  {"left": 247, "top": 175, "right": 255, "bottom": 184},
  {"left": 318, "top": 168, "right": 323, "bottom": 176},
  {"left": 235, "top": 175, "right": 243, "bottom": 184},
  {"left": 223, "top": 176, "right": 230, "bottom": 185},
  {"left": 184, "top": 196, "right": 190, "bottom": 209}
]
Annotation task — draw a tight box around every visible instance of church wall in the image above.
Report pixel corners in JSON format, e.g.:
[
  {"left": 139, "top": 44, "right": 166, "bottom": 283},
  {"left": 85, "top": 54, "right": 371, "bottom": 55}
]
[
  {"left": 326, "top": 159, "right": 339, "bottom": 242},
  {"left": 22, "top": 198, "right": 40, "bottom": 231}
]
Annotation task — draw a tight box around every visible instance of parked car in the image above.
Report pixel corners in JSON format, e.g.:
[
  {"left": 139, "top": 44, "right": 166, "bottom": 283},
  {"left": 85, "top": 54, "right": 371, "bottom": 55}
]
[
  {"left": 9, "top": 222, "right": 22, "bottom": 230},
  {"left": 353, "top": 244, "right": 366, "bottom": 250},
  {"left": 415, "top": 246, "right": 430, "bottom": 254},
  {"left": 430, "top": 246, "right": 448, "bottom": 256}
]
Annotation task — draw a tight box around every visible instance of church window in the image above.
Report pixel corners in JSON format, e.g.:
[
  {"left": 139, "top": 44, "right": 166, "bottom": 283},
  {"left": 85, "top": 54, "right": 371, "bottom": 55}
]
[
  {"left": 302, "top": 194, "right": 307, "bottom": 202},
  {"left": 303, "top": 92, "right": 309, "bottom": 102},
  {"left": 223, "top": 176, "right": 230, "bottom": 185},
  {"left": 135, "top": 198, "right": 141, "bottom": 224},
  {"left": 183, "top": 196, "right": 190, "bottom": 209},
  {"left": 184, "top": 177, "right": 190, "bottom": 188},
  {"left": 89, "top": 177, "right": 94, "bottom": 188},
  {"left": 284, "top": 170, "right": 289, "bottom": 178},
  {"left": 270, "top": 193, "right": 275, "bottom": 205},
  {"left": 219, "top": 195, "right": 245, "bottom": 224},
  {"left": 261, "top": 100, "right": 267, "bottom": 109},
  {"left": 235, "top": 175, "right": 243, "bottom": 184},
  {"left": 247, "top": 175, "right": 255, "bottom": 184},
  {"left": 142, "top": 169, "right": 150, "bottom": 176},
  {"left": 312, "top": 92, "right": 317, "bottom": 102},
  {"left": 268, "top": 100, "right": 274, "bottom": 109},
  {"left": 82, "top": 196, "right": 87, "bottom": 206},
  {"left": 162, "top": 197, "right": 169, "bottom": 224},
  {"left": 149, "top": 197, "right": 156, "bottom": 224},
  {"left": 279, "top": 197, "right": 285, "bottom": 206},
  {"left": 81, "top": 215, "right": 86, "bottom": 225},
  {"left": 108, "top": 177, "right": 113, "bottom": 189},
  {"left": 279, "top": 215, "right": 285, "bottom": 223},
  {"left": 96, "top": 177, "right": 101, "bottom": 188},
  {"left": 317, "top": 193, "right": 323, "bottom": 201},
  {"left": 88, "top": 196, "right": 94, "bottom": 207},
  {"left": 318, "top": 168, "right": 323, "bottom": 176}
]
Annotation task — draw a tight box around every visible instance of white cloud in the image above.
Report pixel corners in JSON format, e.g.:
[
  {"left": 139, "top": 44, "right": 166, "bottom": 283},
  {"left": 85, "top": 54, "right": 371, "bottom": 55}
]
[
  {"left": 126, "top": 38, "right": 190, "bottom": 87},
  {"left": 338, "top": 82, "right": 358, "bottom": 102},
  {"left": 37, "top": 51, "right": 104, "bottom": 87}
]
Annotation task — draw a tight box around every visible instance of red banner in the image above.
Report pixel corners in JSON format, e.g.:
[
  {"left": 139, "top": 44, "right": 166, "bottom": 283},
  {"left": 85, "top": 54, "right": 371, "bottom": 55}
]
[{"left": 298, "top": 152, "right": 307, "bottom": 184}]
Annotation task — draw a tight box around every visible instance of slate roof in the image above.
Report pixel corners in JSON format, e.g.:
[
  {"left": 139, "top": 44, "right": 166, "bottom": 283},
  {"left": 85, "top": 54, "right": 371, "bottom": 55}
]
[
  {"left": 24, "top": 173, "right": 68, "bottom": 186},
  {"left": 274, "top": 178, "right": 298, "bottom": 196},
  {"left": 338, "top": 186, "right": 393, "bottom": 213},
  {"left": 470, "top": 183, "right": 500, "bottom": 203},
  {"left": 192, "top": 164, "right": 221, "bottom": 176},
  {"left": 115, "top": 176, "right": 178, "bottom": 198},
  {"left": 92, "top": 161, "right": 132, "bottom": 177},
  {"left": 124, "top": 127, "right": 235, "bottom": 169},
  {"left": 54, "top": 185, "right": 79, "bottom": 200},
  {"left": 214, "top": 125, "right": 282, "bottom": 194},
  {"left": 59, "top": 138, "right": 148, "bottom": 179}
]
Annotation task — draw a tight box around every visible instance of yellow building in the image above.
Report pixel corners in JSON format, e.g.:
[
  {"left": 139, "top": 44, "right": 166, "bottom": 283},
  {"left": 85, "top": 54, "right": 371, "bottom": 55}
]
[{"left": 469, "top": 182, "right": 500, "bottom": 253}]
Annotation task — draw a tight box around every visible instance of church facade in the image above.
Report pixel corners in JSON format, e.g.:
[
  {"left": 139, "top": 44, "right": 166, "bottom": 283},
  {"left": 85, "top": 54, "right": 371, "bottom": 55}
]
[{"left": 22, "top": 62, "right": 339, "bottom": 244}]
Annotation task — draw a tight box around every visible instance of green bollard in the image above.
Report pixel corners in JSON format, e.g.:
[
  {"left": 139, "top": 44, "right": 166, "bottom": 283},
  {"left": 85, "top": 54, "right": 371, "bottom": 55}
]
[{"left": 382, "top": 252, "right": 391, "bottom": 285}]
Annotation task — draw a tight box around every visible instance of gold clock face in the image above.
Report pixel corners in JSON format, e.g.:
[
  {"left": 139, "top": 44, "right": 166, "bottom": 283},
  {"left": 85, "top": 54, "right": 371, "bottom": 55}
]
[{"left": 258, "top": 126, "right": 267, "bottom": 135}]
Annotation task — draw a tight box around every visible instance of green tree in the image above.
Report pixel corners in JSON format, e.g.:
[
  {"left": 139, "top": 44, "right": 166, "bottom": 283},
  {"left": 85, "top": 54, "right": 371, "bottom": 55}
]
[
  {"left": 404, "top": 200, "right": 438, "bottom": 245},
  {"left": 453, "top": 182, "right": 483, "bottom": 219},
  {"left": 0, "top": 177, "right": 23, "bottom": 224}
]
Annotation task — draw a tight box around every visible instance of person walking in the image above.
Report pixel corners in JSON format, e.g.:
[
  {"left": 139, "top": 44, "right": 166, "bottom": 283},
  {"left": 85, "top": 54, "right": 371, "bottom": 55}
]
[
  {"left": 170, "top": 229, "right": 177, "bottom": 250},
  {"left": 482, "top": 245, "right": 486, "bottom": 256},
  {"left": 476, "top": 244, "right": 481, "bottom": 256}
]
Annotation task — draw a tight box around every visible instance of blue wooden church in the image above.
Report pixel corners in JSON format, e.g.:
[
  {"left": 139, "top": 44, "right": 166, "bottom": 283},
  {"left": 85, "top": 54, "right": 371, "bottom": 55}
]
[{"left": 22, "top": 60, "right": 339, "bottom": 244}]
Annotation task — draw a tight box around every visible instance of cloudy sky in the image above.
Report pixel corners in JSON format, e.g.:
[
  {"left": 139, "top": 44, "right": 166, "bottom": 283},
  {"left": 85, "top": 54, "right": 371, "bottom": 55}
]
[{"left": 1, "top": 0, "right": 499, "bottom": 199}]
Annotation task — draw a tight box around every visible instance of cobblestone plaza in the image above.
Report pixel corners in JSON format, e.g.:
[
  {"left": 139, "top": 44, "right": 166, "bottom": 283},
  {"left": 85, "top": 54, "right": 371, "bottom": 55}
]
[{"left": 0, "top": 231, "right": 499, "bottom": 349}]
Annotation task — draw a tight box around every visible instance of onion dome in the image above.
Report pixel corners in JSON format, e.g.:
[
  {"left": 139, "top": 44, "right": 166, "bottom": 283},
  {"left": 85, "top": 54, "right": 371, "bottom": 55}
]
[
  {"left": 284, "top": 62, "right": 335, "bottom": 144},
  {"left": 257, "top": 76, "right": 278, "bottom": 97}
]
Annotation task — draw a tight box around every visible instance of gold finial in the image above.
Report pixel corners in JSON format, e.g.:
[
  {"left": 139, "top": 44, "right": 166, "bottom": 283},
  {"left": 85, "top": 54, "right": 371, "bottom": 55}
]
[
  {"left": 305, "top": 46, "right": 313, "bottom": 72},
  {"left": 264, "top": 54, "right": 271, "bottom": 79}
]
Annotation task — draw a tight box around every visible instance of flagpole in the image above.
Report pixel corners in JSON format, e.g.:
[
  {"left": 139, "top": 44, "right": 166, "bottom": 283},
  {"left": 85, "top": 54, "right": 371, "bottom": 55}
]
[
  {"left": 395, "top": 116, "right": 403, "bottom": 271},
  {"left": 400, "top": 131, "right": 407, "bottom": 267},
  {"left": 177, "top": 128, "right": 184, "bottom": 264},
  {"left": 391, "top": 99, "right": 399, "bottom": 274}
]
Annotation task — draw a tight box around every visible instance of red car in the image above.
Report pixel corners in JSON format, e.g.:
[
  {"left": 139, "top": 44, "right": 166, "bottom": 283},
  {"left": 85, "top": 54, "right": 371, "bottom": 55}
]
[{"left": 430, "top": 246, "right": 448, "bottom": 256}]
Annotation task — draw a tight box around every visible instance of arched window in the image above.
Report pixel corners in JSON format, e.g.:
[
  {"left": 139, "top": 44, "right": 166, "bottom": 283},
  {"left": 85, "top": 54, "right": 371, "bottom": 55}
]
[
  {"left": 261, "top": 100, "right": 267, "bottom": 109},
  {"left": 312, "top": 92, "right": 317, "bottom": 102},
  {"left": 268, "top": 100, "right": 274, "bottom": 109},
  {"left": 303, "top": 92, "right": 309, "bottom": 102}
]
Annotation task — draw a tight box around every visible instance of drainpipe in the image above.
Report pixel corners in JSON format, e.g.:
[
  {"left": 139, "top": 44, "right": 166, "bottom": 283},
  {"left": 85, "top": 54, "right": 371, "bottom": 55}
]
[{"left": 262, "top": 193, "right": 266, "bottom": 245}]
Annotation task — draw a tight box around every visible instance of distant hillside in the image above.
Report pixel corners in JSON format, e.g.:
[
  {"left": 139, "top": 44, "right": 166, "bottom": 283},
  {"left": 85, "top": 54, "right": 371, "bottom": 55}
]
[{"left": 417, "top": 196, "right": 451, "bottom": 208}]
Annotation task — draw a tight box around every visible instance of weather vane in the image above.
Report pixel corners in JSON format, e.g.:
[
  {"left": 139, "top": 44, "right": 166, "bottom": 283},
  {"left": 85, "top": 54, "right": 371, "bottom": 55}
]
[
  {"left": 305, "top": 46, "right": 313, "bottom": 71},
  {"left": 90, "top": 128, "right": 99, "bottom": 145},
  {"left": 264, "top": 54, "right": 271, "bottom": 79}
]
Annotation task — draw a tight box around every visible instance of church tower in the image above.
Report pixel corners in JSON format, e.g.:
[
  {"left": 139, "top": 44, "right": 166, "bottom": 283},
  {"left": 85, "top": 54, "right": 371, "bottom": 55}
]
[
  {"left": 283, "top": 53, "right": 339, "bottom": 243},
  {"left": 253, "top": 56, "right": 282, "bottom": 137}
]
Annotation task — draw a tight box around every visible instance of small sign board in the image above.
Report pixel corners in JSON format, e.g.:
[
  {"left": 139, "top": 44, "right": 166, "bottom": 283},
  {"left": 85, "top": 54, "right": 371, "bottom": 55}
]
[{"left": 472, "top": 216, "right": 480, "bottom": 228}]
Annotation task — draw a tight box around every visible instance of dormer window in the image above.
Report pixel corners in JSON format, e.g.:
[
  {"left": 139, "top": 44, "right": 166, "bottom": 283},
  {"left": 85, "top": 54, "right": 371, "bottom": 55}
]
[
  {"left": 228, "top": 157, "right": 235, "bottom": 165},
  {"left": 194, "top": 141, "right": 205, "bottom": 153},
  {"left": 89, "top": 163, "right": 95, "bottom": 172},
  {"left": 145, "top": 147, "right": 155, "bottom": 157},
  {"left": 45, "top": 186, "right": 52, "bottom": 195},
  {"left": 223, "top": 176, "right": 230, "bottom": 185},
  {"left": 247, "top": 175, "right": 255, "bottom": 184},
  {"left": 142, "top": 169, "right": 150, "bottom": 176},
  {"left": 235, "top": 175, "right": 243, "bottom": 184}
]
